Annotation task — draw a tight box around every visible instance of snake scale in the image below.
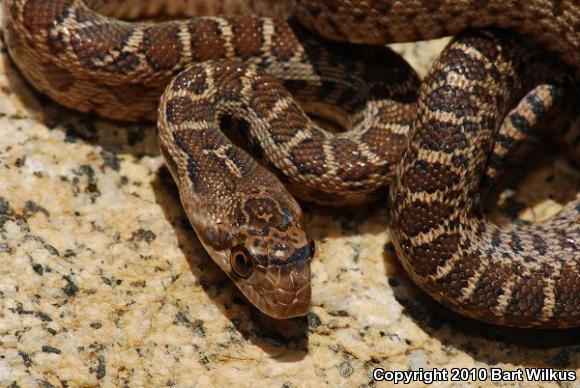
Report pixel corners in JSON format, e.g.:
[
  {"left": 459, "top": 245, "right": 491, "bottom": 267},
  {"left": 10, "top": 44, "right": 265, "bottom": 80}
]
[{"left": 2, "top": 0, "right": 579, "bottom": 326}]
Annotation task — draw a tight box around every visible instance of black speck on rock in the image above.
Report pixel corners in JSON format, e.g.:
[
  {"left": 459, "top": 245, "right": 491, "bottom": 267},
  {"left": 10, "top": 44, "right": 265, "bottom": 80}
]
[
  {"left": 15, "top": 156, "right": 26, "bottom": 167},
  {"left": 307, "top": 312, "right": 322, "bottom": 329},
  {"left": 174, "top": 312, "right": 206, "bottom": 337},
  {"left": 198, "top": 352, "right": 210, "bottom": 366},
  {"left": 0, "top": 197, "right": 10, "bottom": 215},
  {"left": 192, "top": 320, "right": 207, "bottom": 338},
  {"left": 38, "top": 380, "right": 55, "bottom": 388},
  {"left": 41, "top": 345, "right": 61, "bottom": 354},
  {"left": 101, "top": 276, "right": 112, "bottom": 286},
  {"left": 90, "top": 322, "right": 103, "bottom": 329},
  {"left": 0, "top": 243, "right": 12, "bottom": 253},
  {"left": 78, "top": 165, "right": 95, "bottom": 178},
  {"left": 131, "top": 228, "right": 157, "bottom": 244},
  {"left": 62, "top": 275, "right": 79, "bottom": 297},
  {"left": 23, "top": 201, "right": 49, "bottom": 218},
  {"left": 36, "top": 311, "right": 52, "bottom": 322},
  {"left": 0, "top": 198, "right": 11, "bottom": 228},
  {"left": 339, "top": 360, "right": 354, "bottom": 378},
  {"left": 44, "top": 244, "right": 60, "bottom": 256},
  {"left": 11, "top": 303, "right": 33, "bottom": 316},
  {"left": 18, "top": 351, "right": 33, "bottom": 367},
  {"left": 100, "top": 150, "right": 121, "bottom": 171},
  {"left": 74, "top": 165, "right": 100, "bottom": 198},
  {"left": 96, "top": 355, "right": 106, "bottom": 379},
  {"left": 32, "top": 263, "right": 44, "bottom": 275}
]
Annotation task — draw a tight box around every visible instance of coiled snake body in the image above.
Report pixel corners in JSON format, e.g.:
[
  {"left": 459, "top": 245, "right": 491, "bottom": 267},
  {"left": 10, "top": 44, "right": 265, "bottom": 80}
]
[{"left": 3, "top": 0, "right": 579, "bottom": 325}]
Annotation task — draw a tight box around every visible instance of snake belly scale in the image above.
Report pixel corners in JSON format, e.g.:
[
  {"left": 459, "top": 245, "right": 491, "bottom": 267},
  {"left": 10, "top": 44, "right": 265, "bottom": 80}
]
[{"left": 3, "top": 0, "right": 579, "bottom": 325}]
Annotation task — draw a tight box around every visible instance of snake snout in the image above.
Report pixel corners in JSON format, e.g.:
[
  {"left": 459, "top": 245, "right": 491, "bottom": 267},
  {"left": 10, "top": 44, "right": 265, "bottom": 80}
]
[
  {"left": 242, "top": 237, "right": 314, "bottom": 319},
  {"left": 262, "top": 258, "right": 312, "bottom": 319}
]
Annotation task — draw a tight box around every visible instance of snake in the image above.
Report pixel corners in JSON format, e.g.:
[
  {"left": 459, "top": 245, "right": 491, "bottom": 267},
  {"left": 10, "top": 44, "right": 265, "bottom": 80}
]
[{"left": 2, "top": 0, "right": 579, "bottom": 326}]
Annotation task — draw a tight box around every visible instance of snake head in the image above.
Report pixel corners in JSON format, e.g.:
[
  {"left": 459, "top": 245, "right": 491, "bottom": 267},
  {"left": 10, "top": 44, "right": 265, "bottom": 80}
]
[
  {"left": 223, "top": 196, "right": 314, "bottom": 319},
  {"left": 227, "top": 226, "right": 314, "bottom": 319}
]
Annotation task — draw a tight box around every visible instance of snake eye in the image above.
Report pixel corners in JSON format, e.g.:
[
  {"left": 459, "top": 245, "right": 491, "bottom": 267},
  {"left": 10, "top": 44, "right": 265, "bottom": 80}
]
[{"left": 230, "top": 245, "right": 253, "bottom": 278}]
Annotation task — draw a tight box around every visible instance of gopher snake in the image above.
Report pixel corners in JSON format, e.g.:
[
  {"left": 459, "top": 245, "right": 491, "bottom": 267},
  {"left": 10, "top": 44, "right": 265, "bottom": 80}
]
[{"left": 2, "top": 0, "right": 579, "bottom": 325}]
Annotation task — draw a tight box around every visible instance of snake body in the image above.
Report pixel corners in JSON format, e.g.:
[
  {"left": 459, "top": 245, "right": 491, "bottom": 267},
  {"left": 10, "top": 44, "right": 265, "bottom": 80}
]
[
  {"left": 390, "top": 31, "right": 579, "bottom": 328},
  {"left": 3, "top": 0, "right": 579, "bottom": 325}
]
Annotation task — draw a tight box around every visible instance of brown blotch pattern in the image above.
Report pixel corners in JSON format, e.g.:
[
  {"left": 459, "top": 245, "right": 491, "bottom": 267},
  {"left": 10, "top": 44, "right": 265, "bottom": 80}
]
[
  {"left": 425, "top": 85, "right": 478, "bottom": 116},
  {"left": 419, "top": 120, "right": 468, "bottom": 153},
  {"left": 229, "top": 16, "right": 264, "bottom": 59},
  {"left": 504, "top": 272, "right": 547, "bottom": 320},
  {"left": 411, "top": 233, "right": 461, "bottom": 276},
  {"left": 441, "top": 48, "right": 490, "bottom": 81},
  {"left": 468, "top": 261, "right": 511, "bottom": 313},
  {"left": 553, "top": 264, "right": 580, "bottom": 321},
  {"left": 70, "top": 23, "right": 139, "bottom": 72},
  {"left": 165, "top": 96, "right": 202, "bottom": 124},
  {"left": 433, "top": 253, "right": 482, "bottom": 300},
  {"left": 212, "top": 62, "right": 245, "bottom": 100},
  {"left": 242, "top": 198, "right": 292, "bottom": 234},
  {"left": 271, "top": 22, "right": 299, "bottom": 61},
  {"left": 289, "top": 135, "right": 327, "bottom": 177},
  {"left": 332, "top": 138, "right": 372, "bottom": 182},
  {"left": 171, "top": 66, "right": 208, "bottom": 95},
  {"left": 22, "top": 0, "right": 73, "bottom": 34},
  {"left": 248, "top": 74, "right": 288, "bottom": 116},
  {"left": 188, "top": 19, "right": 227, "bottom": 61},
  {"left": 143, "top": 24, "right": 183, "bottom": 71},
  {"left": 362, "top": 130, "right": 407, "bottom": 166},
  {"left": 462, "top": 34, "right": 502, "bottom": 61},
  {"left": 404, "top": 160, "right": 459, "bottom": 193},
  {"left": 268, "top": 108, "right": 307, "bottom": 145},
  {"left": 399, "top": 200, "right": 454, "bottom": 237}
]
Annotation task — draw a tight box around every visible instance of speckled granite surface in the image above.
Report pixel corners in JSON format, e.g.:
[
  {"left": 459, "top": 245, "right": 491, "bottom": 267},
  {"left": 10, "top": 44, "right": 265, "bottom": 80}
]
[{"left": 1, "top": 20, "right": 579, "bottom": 388}]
